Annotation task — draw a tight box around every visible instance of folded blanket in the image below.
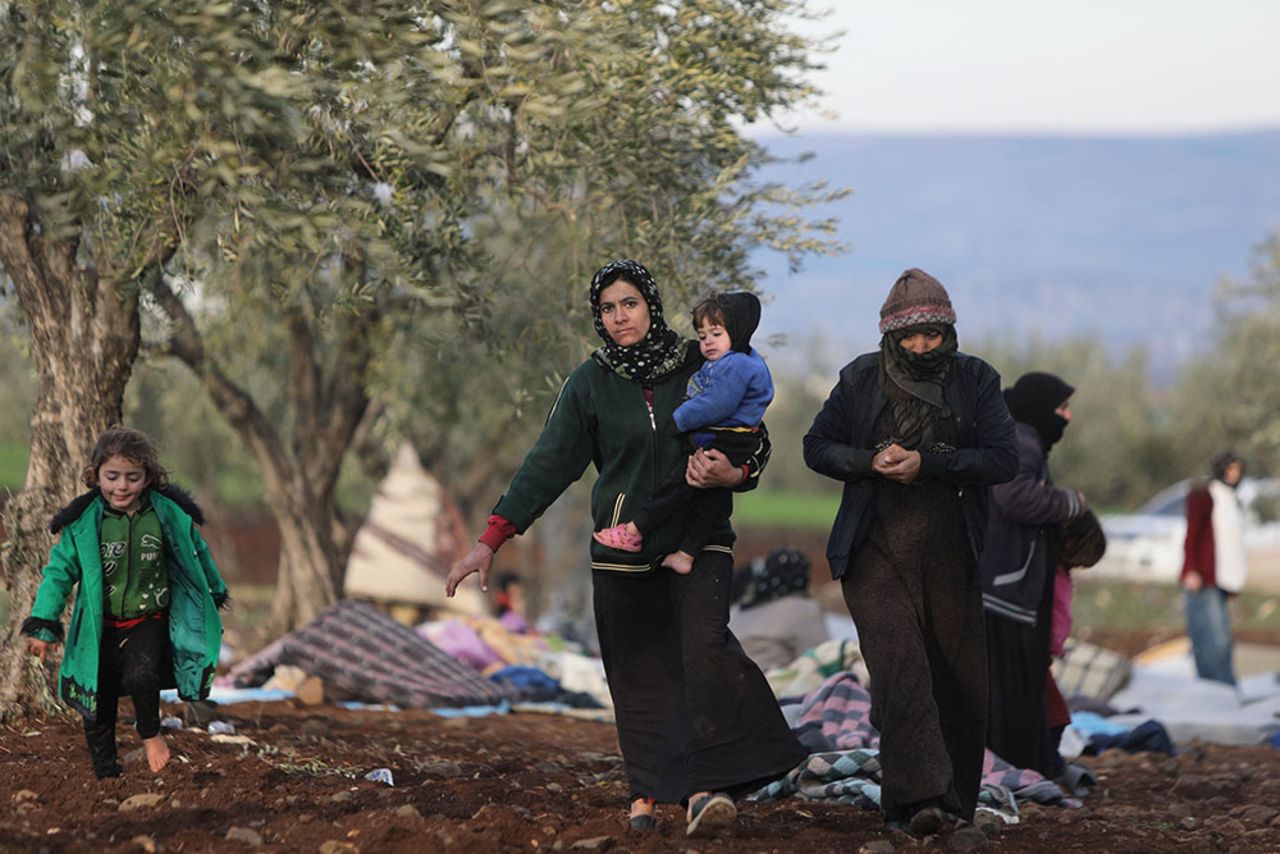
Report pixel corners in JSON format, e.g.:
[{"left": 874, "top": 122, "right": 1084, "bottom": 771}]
[{"left": 752, "top": 672, "right": 1075, "bottom": 815}]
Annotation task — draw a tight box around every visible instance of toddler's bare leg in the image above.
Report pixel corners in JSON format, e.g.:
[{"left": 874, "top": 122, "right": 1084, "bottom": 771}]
[{"left": 661, "top": 550, "right": 695, "bottom": 574}]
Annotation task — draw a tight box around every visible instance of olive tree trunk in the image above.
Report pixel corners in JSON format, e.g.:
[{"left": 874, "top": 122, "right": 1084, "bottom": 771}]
[
  {"left": 0, "top": 192, "right": 142, "bottom": 721},
  {"left": 148, "top": 280, "right": 377, "bottom": 634}
]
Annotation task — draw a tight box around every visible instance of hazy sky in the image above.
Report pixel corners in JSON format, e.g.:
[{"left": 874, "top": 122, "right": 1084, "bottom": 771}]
[{"left": 777, "top": 0, "right": 1280, "bottom": 135}]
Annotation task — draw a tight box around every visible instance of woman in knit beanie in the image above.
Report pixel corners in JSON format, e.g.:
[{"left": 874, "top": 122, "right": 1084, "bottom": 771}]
[{"left": 804, "top": 268, "right": 1018, "bottom": 840}]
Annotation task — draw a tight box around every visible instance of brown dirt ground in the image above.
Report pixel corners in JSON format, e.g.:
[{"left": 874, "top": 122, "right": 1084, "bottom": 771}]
[{"left": 2, "top": 700, "right": 1280, "bottom": 853}]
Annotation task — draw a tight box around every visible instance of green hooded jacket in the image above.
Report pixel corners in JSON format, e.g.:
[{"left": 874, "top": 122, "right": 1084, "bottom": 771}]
[
  {"left": 493, "top": 342, "right": 768, "bottom": 572},
  {"left": 21, "top": 486, "right": 228, "bottom": 721}
]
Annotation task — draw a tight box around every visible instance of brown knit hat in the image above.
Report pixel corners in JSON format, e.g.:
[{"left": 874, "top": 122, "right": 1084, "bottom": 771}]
[{"left": 879, "top": 268, "right": 956, "bottom": 334}]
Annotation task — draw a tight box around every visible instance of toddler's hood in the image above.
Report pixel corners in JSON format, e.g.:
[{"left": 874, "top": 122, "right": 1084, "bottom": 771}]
[{"left": 717, "top": 292, "right": 761, "bottom": 353}]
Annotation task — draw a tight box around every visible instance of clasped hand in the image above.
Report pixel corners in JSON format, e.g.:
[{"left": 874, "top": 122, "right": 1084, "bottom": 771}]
[
  {"left": 873, "top": 443, "right": 922, "bottom": 484},
  {"left": 685, "top": 448, "right": 746, "bottom": 489}
]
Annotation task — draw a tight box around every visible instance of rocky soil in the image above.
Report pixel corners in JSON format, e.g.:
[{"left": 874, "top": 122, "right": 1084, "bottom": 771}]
[{"left": 2, "top": 700, "right": 1279, "bottom": 852}]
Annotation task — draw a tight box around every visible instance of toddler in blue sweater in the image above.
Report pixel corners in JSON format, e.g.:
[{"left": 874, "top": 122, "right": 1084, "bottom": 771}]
[{"left": 594, "top": 292, "right": 773, "bottom": 573}]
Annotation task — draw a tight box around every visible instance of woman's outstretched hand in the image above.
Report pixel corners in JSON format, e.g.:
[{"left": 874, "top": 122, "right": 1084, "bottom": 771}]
[
  {"left": 445, "top": 543, "right": 495, "bottom": 597},
  {"left": 686, "top": 448, "right": 747, "bottom": 489},
  {"left": 873, "top": 443, "right": 922, "bottom": 484}
]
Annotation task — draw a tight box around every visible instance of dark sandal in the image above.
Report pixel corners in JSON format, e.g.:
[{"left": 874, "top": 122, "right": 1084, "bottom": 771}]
[
  {"left": 686, "top": 792, "right": 736, "bottom": 837},
  {"left": 908, "top": 806, "right": 947, "bottom": 837},
  {"left": 94, "top": 763, "right": 123, "bottom": 780},
  {"left": 629, "top": 797, "right": 656, "bottom": 832}
]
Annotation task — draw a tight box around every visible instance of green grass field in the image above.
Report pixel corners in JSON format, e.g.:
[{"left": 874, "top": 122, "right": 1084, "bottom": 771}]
[
  {"left": 0, "top": 441, "right": 369, "bottom": 514},
  {"left": 733, "top": 490, "right": 840, "bottom": 530},
  {"left": 1072, "top": 577, "right": 1280, "bottom": 635},
  {"left": 0, "top": 441, "right": 28, "bottom": 493}
]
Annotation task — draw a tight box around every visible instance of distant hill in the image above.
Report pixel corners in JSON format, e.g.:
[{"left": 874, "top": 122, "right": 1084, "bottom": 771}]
[{"left": 751, "top": 130, "right": 1280, "bottom": 378}]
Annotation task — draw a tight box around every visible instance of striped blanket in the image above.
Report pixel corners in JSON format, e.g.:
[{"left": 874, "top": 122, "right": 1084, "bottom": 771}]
[
  {"left": 753, "top": 672, "right": 1072, "bottom": 814},
  {"left": 226, "top": 599, "right": 515, "bottom": 708}
]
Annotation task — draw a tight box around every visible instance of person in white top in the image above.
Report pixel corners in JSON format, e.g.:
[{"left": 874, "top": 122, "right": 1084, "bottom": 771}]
[{"left": 1180, "top": 451, "right": 1247, "bottom": 685}]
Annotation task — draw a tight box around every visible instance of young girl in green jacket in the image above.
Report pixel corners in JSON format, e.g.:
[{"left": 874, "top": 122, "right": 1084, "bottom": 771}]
[{"left": 22, "top": 426, "right": 229, "bottom": 779}]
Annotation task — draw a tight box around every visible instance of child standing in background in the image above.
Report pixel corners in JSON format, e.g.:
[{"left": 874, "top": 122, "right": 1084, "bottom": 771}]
[{"left": 22, "top": 426, "right": 229, "bottom": 778}]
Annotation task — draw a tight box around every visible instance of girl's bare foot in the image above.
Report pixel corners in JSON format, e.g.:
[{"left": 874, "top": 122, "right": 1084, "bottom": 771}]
[
  {"left": 662, "top": 550, "right": 694, "bottom": 574},
  {"left": 143, "top": 735, "right": 170, "bottom": 772}
]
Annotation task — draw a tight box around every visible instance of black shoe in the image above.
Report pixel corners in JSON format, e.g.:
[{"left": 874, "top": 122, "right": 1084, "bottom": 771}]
[
  {"left": 94, "top": 762, "right": 123, "bottom": 779},
  {"left": 908, "top": 806, "right": 946, "bottom": 837}
]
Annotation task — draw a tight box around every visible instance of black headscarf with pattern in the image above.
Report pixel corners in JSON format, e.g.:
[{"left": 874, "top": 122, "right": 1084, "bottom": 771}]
[{"left": 589, "top": 259, "right": 689, "bottom": 385}]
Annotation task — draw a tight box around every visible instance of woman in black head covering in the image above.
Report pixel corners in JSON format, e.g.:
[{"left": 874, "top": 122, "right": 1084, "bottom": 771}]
[
  {"left": 804, "top": 269, "right": 1018, "bottom": 838},
  {"left": 446, "top": 260, "right": 805, "bottom": 836},
  {"left": 978, "top": 371, "right": 1088, "bottom": 778}
]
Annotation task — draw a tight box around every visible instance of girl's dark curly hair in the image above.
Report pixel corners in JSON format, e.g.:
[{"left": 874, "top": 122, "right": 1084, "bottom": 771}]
[{"left": 81, "top": 425, "right": 170, "bottom": 490}]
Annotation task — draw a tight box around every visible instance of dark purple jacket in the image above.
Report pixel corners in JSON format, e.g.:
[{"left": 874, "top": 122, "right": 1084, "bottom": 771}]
[{"left": 978, "top": 422, "right": 1085, "bottom": 625}]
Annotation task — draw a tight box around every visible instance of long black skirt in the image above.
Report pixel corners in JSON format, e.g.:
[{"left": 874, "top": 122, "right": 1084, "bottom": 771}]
[
  {"left": 592, "top": 551, "right": 807, "bottom": 804},
  {"left": 985, "top": 569, "right": 1055, "bottom": 777},
  {"left": 841, "top": 483, "right": 987, "bottom": 822}
]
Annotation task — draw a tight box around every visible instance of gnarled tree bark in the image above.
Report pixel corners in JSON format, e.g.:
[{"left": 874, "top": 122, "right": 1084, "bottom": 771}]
[
  {"left": 148, "top": 278, "right": 378, "bottom": 633},
  {"left": 0, "top": 192, "right": 143, "bottom": 721}
]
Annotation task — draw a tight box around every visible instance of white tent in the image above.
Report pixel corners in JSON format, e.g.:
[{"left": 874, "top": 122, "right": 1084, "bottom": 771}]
[{"left": 343, "top": 443, "right": 485, "bottom": 617}]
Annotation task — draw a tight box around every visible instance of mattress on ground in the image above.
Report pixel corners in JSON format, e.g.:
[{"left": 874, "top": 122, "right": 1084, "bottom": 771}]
[{"left": 226, "top": 599, "right": 515, "bottom": 708}]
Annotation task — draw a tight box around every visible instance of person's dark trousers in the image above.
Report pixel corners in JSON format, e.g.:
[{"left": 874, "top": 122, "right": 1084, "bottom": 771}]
[
  {"left": 1045, "top": 670, "right": 1071, "bottom": 777},
  {"left": 841, "top": 538, "right": 987, "bottom": 823},
  {"left": 592, "top": 551, "right": 806, "bottom": 804},
  {"left": 84, "top": 617, "right": 168, "bottom": 778},
  {"left": 632, "top": 431, "right": 760, "bottom": 554}
]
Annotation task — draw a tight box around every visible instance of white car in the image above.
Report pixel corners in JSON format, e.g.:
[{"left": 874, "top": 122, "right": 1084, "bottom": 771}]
[{"left": 1095, "top": 477, "right": 1280, "bottom": 583}]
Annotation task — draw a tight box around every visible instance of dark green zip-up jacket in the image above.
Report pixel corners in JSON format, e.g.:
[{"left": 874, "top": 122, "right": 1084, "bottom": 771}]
[
  {"left": 22, "top": 487, "right": 228, "bottom": 721},
  {"left": 494, "top": 343, "right": 767, "bottom": 572}
]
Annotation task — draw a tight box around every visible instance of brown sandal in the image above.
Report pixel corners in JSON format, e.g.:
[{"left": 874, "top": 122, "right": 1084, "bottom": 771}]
[{"left": 629, "top": 796, "right": 656, "bottom": 832}]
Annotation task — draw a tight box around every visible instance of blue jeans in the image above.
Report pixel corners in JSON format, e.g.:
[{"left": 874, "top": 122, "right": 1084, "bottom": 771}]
[{"left": 1184, "top": 587, "right": 1236, "bottom": 685}]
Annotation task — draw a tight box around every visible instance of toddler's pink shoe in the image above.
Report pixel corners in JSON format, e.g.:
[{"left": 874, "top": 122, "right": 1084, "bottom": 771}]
[{"left": 593, "top": 524, "right": 644, "bottom": 552}]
